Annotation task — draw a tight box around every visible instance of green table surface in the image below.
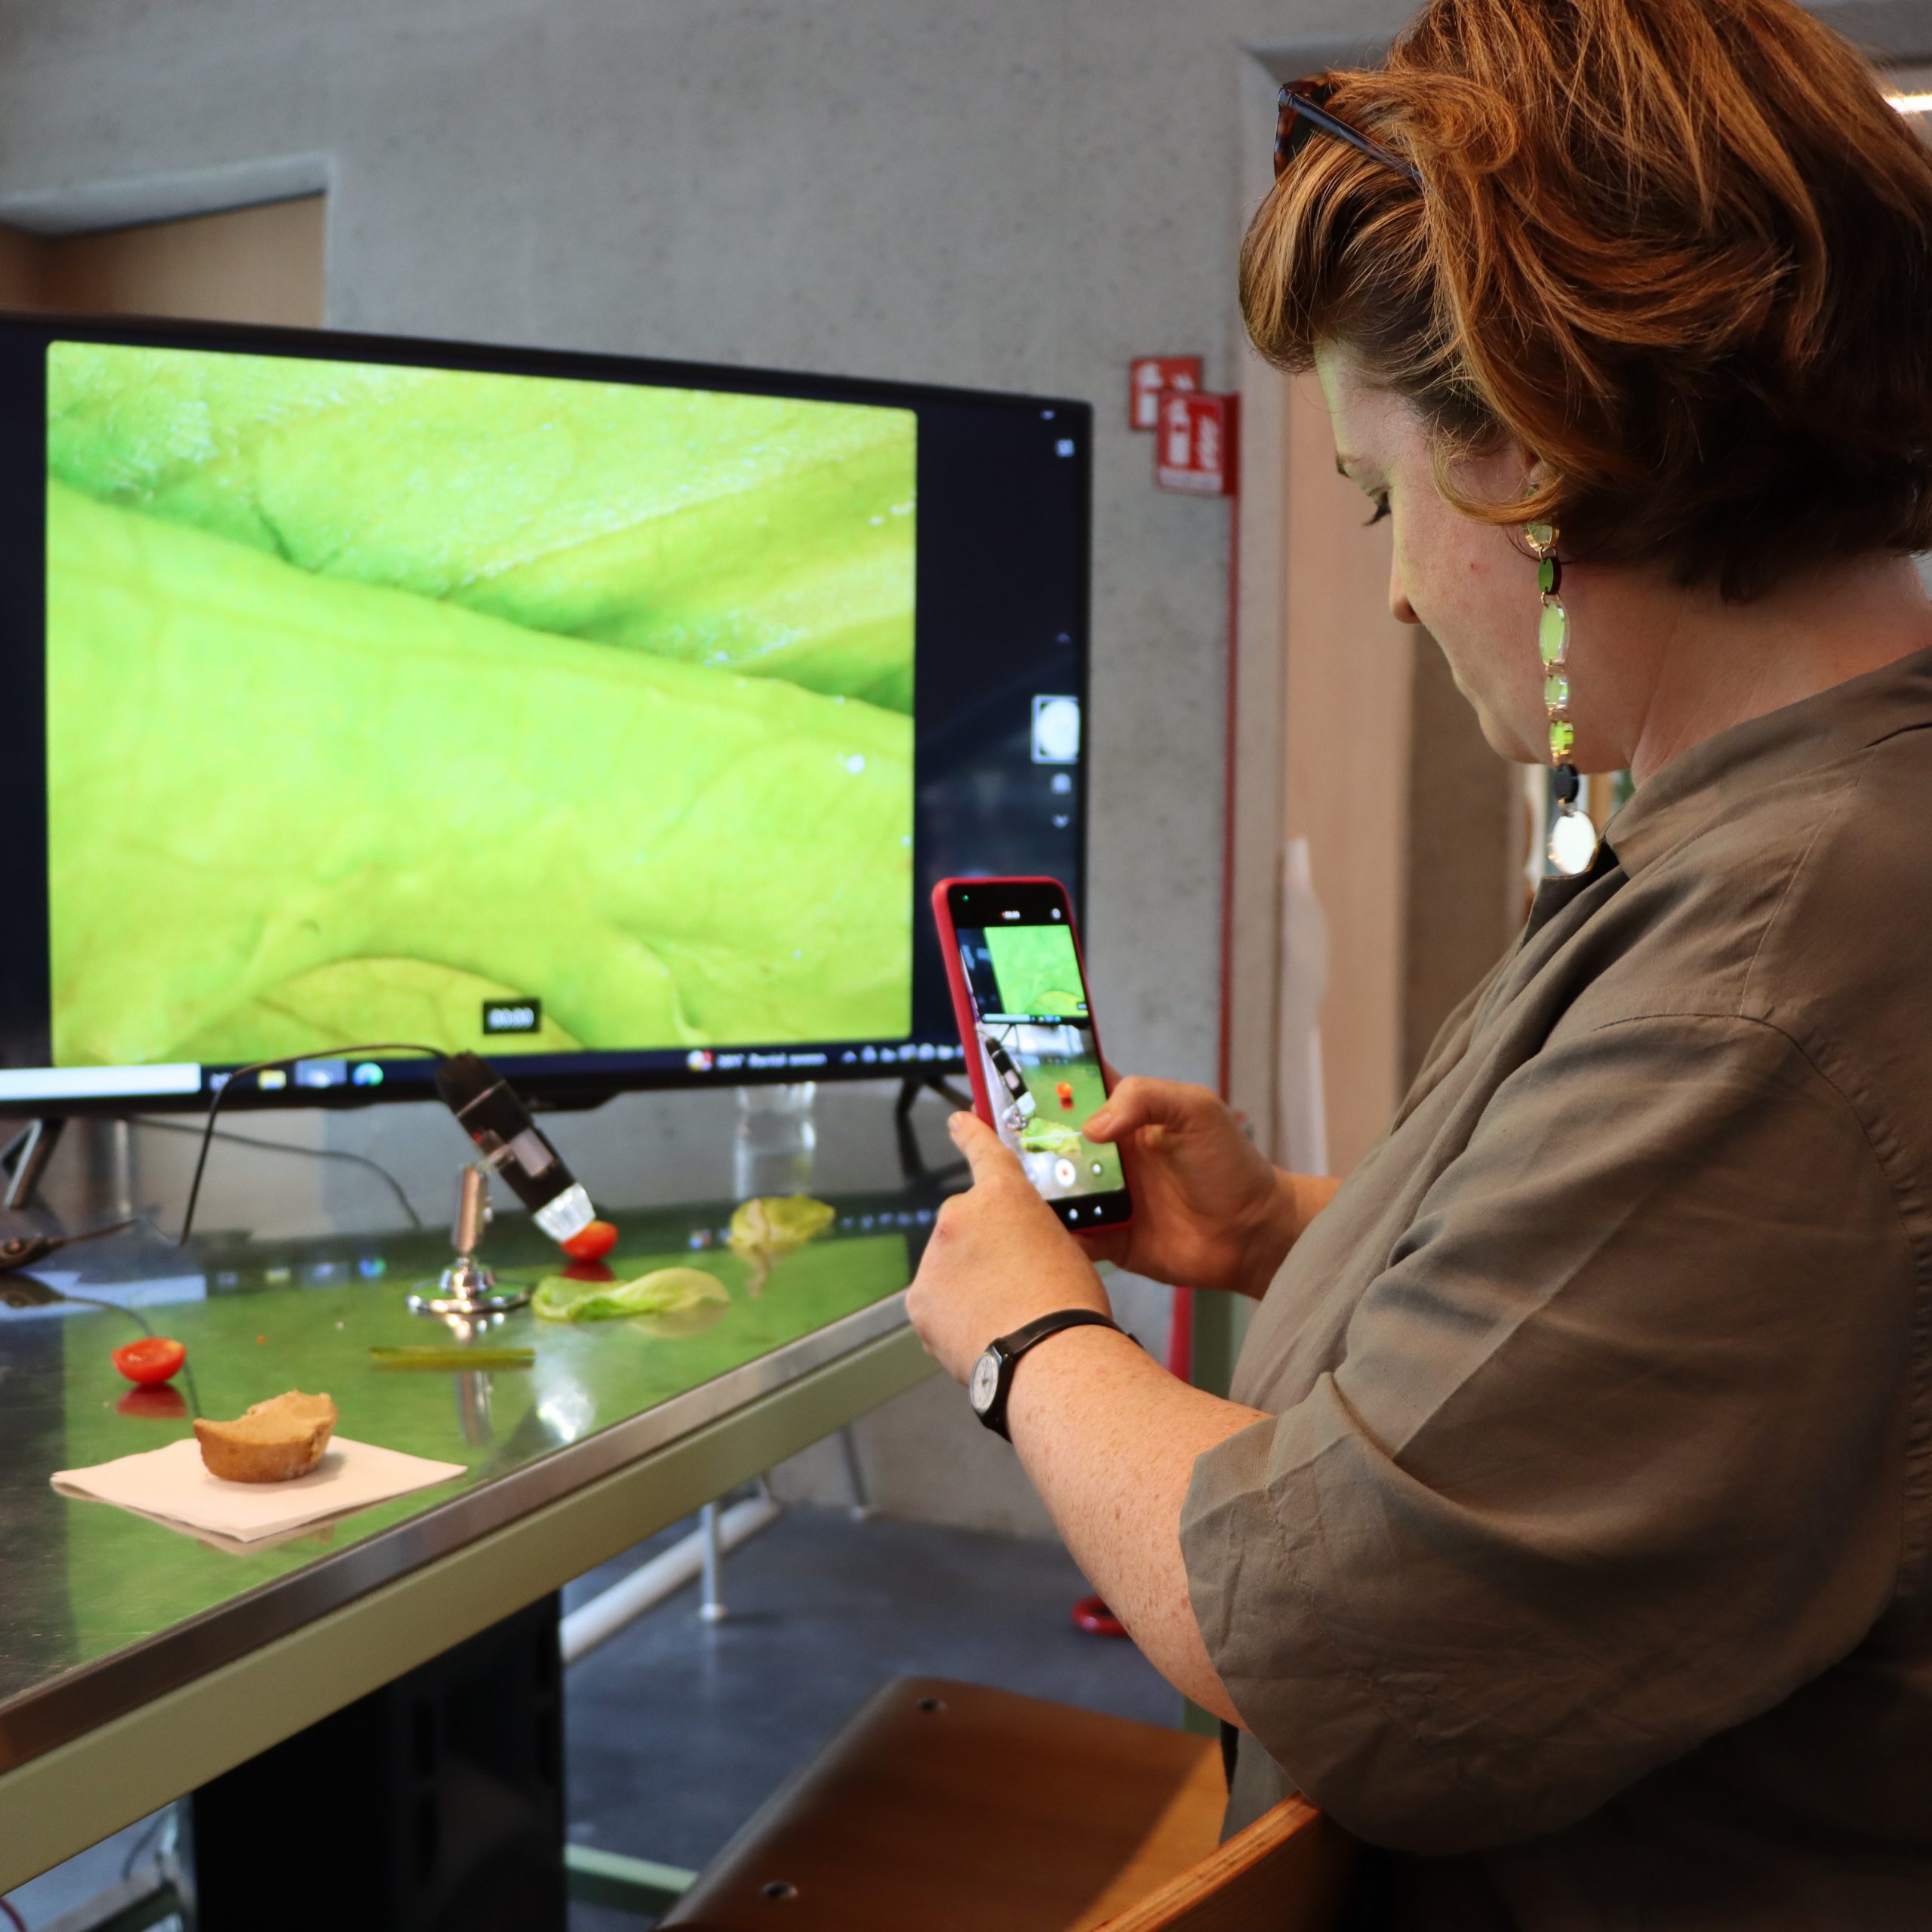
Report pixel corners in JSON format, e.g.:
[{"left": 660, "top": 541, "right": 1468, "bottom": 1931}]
[{"left": 0, "top": 1178, "right": 942, "bottom": 1888}]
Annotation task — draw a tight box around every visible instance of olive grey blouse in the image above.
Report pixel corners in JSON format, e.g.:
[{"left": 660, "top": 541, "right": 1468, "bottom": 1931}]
[{"left": 1182, "top": 647, "right": 1932, "bottom": 1928}]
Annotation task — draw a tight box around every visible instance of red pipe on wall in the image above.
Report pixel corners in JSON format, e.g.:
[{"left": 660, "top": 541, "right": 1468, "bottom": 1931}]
[{"left": 1165, "top": 413, "right": 1242, "bottom": 1388}]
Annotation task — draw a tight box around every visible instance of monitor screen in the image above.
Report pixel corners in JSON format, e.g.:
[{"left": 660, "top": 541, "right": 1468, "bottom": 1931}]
[{"left": 0, "top": 318, "right": 1089, "bottom": 1112}]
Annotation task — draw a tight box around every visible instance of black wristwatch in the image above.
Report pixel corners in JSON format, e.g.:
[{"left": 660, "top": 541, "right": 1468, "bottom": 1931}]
[{"left": 968, "top": 1309, "right": 1135, "bottom": 1440}]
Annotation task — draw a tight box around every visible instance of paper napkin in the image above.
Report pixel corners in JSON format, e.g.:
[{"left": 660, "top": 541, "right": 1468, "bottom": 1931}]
[{"left": 52, "top": 1435, "right": 466, "bottom": 1544}]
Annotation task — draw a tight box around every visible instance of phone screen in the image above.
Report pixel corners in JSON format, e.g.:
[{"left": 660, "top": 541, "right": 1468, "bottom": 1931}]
[{"left": 946, "top": 881, "right": 1131, "bottom": 1229}]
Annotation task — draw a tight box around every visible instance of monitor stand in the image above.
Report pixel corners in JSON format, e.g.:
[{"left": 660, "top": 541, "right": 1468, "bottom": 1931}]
[
  {"left": 2, "top": 1117, "right": 66, "bottom": 1212},
  {"left": 2, "top": 1115, "right": 139, "bottom": 1223},
  {"left": 892, "top": 1074, "right": 972, "bottom": 1183}
]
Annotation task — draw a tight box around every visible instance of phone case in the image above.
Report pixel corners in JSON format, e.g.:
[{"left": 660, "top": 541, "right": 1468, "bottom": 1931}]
[{"left": 929, "top": 876, "right": 1131, "bottom": 1229}]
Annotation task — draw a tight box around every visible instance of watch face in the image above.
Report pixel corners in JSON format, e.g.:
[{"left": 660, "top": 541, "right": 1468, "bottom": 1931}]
[{"left": 968, "top": 1350, "right": 1001, "bottom": 1414}]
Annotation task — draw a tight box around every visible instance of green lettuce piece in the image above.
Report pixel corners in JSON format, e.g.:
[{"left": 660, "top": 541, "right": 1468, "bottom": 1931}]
[
  {"left": 1018, "top": 1120, "right": 1083, "bottom": 1157},
  {"left": 728, "top": 1195, "right": 836, "bottom": 1260},
  {"left": 531, "top": 1266, "right": 730, "bottom": 1324},
  {"left": 48, "top": 342, "right": 915, "bottom": 710},
  {"left": 47, "top": 484, "right": 912, "bottom": 1066},
  {"left": 728, "top": 1194, "right": 836, "bottom": 1297}
]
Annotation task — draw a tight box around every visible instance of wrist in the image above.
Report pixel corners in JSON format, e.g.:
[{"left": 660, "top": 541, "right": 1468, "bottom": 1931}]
[
  {"left": 1229, "top": 1170, "right": 1306, "bottom": 1298},
  {"left": 1002, "top": 1319, "right": 1152, "bottom": 1443},
  {"left": 968, "top": 1307, "right": 1133, "bottom": 1439}
]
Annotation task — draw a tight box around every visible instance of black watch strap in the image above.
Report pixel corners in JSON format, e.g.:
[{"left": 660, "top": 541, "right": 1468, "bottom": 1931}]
[{"left": 971, "top": 1309, "right": 1134, "bottom": 1440}]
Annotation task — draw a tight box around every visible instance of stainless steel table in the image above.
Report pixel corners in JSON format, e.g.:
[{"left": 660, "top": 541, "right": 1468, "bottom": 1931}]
[{"left": 0, "top": 1181, "right": 943, "bottom": 1892}]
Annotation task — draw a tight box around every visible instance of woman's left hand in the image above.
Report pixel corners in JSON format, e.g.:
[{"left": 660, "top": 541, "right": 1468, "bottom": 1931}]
[{"left": 906, "top": 1112, "right": 1114, "bottom": 1384}]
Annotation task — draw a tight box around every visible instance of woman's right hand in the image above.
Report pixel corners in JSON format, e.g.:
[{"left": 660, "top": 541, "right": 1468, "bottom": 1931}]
[{"left": 1080, "top": 1076, "right": 1316, "bottom": 1298}]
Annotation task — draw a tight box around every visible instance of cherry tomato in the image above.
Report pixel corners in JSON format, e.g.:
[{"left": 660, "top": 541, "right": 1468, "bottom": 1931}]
[
  {"left": 560, "top": 1219, "right": 618, "bottom": 1263},
  {"left": 111, "top": 1337, "right": 186, "bottom": 1386}
]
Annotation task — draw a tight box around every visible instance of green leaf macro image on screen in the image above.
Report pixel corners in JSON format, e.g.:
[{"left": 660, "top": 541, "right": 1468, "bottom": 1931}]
[
  {"left": 983, "top": 924, "right": 1088, "bottom": 1020},
  {"left": 43, "top": 342, "right": 917, "bottom": 1069}
]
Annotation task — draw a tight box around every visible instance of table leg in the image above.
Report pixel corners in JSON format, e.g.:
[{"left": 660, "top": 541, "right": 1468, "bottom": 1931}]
[{"left": 189, "top": 1593, "right": 565, "bottom": 1932}]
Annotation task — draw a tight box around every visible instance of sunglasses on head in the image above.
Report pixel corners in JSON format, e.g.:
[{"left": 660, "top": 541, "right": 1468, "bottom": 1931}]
[{"left": 1275, "top": 78, "right": 1422, "bottom": 187}]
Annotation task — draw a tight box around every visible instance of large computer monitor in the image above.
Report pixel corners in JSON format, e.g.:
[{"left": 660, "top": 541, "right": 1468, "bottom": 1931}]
[{"left": 0, "top": 317, "right": 1090, "bottom": 1113}]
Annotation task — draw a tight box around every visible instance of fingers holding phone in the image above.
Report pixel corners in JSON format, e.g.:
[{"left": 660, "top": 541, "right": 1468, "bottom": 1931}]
[
  {"left": 1083, "top": 1075, "right": 1303, "bottom": 1298},
  {"left": 931, "top": 877, "right": 1133, "bottom": 1237},
  {"left": 928, "top": 878, "right": 1311, "bottom": 1297}
]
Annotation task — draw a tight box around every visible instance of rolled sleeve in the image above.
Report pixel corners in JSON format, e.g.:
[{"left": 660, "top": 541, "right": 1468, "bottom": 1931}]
[{"left": 1181, "top": 1014, "right": 1914, "bottom": 1854}]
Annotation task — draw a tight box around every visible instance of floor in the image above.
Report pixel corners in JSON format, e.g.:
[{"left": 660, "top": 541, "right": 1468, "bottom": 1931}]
[
  {"left": 6, "top": 1504, "right": 1179, "bottom": 1930},
  {"left": 565, "top": 1503, "right": 1177, "bottom": 1884}
]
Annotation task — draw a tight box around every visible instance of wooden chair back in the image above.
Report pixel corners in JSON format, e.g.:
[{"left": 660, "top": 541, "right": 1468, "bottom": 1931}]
[
  {"left": 1091, "top": 1792, "right": 1352, "bottom": 1932},
  {"left": 660, "top": 1677, "right": 1352, "bottom": 1932}
]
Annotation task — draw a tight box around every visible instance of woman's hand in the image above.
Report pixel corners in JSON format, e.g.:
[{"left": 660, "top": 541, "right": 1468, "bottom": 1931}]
[
  {"left": 906, "top": 1113, "right": 1113, "bottom": 1383},
  {"left": 1081, "top": 1076, "right": 1312, "bottom": 1298}
]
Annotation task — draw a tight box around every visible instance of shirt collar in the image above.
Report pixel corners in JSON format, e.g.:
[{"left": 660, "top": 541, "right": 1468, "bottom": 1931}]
[{"left": 1604, "top": 644, "right": 1932, "bottom": 875}]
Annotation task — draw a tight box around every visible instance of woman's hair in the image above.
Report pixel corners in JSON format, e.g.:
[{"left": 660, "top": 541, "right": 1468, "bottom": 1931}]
[{"left": 1243, "top": 0, "right": 1932, "bottom": 598}]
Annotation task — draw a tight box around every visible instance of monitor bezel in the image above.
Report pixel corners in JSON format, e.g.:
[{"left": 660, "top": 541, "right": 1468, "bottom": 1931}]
[{"left": 0, "top": 311, "right": 1091, "bottom": 1115}]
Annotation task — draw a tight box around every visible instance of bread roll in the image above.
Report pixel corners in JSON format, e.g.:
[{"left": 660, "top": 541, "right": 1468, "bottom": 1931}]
[{"left": 195, "top": 1390, "right": 337, "bottom": 1483}]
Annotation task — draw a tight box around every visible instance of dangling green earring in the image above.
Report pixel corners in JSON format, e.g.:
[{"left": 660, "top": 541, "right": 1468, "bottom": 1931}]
[{"left": 1525, "top": 521, "right": 1598, "bottom": 877}]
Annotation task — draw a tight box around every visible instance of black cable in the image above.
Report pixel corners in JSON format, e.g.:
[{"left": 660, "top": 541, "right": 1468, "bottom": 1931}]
[
  {"left": 135, "top": 1116, "right": 423, "bottom": 1231},
  {"left": 175, "top": 1044, "right": 444, "bottom": 1247}
]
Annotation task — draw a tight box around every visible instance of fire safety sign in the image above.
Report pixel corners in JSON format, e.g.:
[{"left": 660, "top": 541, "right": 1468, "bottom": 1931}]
[
  {"left": 1128, "top": 355, "right": 1201, "bottom": 431},
  {"left": 1155, "top": 392, "right": 1238, "bottom": 496}
]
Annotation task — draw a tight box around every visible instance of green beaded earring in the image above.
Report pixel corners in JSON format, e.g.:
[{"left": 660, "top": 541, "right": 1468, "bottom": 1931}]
[{"left": 1525, "top": 521, "right": 1598, "bottom": 877}]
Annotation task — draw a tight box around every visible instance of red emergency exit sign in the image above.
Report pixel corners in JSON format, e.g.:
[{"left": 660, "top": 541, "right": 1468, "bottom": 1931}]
[{"left": 1155, "top": 391, "right": 1238, "bottom": 496}]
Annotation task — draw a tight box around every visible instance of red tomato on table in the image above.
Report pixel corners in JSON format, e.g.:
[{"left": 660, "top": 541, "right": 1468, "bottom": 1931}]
[
  {"left": 560, "top": 1219, "right": 618, "bottom": 1263},
  {"left": 111, "top": 1337, "right": 186, "bottom": 1386}
]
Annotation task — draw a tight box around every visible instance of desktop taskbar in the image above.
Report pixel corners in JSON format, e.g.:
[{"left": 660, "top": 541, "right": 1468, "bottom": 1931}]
[{"left": 0, "top": 1038, "right": 971, "bottom": 1104}]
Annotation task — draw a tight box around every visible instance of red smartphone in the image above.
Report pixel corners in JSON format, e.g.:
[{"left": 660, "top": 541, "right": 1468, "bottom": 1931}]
[{"left": 931, "top": 876, "right": 1133, "bottom": 1232}]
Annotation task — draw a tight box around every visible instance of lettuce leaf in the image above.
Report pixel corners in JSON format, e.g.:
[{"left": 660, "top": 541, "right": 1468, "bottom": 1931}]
[
  {"left": 531, "top": 1266, "right": 730, "bottom": 1324},
  {"left": 728, "top": 1195, "right": 836, "bottom": 1260},
  {"left": 48, "top": 343, "right": 915, "bottom": 710},
  {"left": 47, "top": 484, "right": 912, "bottom": 1066},
  {"left": 728, "top": 1194, "right": 836, "bottom": 1297}
]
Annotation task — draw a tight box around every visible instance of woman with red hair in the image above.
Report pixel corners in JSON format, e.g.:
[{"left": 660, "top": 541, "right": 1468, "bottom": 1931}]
[{"left": 912, "top": 2, "right": 1932, "bottom": 1921}]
